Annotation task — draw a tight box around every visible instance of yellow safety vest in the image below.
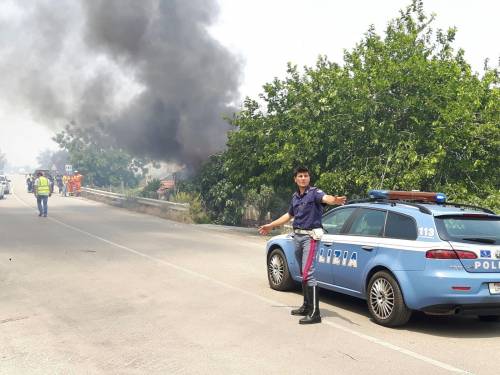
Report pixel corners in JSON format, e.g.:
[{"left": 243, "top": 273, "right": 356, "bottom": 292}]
[{"left": 37, "top": 176, "right": 50, "bottom": 195}]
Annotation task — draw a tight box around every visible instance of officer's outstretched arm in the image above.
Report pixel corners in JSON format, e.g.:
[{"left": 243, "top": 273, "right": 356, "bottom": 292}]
[
  {"left": 322, "top": 194, "right": 347, "bottom": 205},
  {"left": 258, "top": 213, "right": 292, "bottom": 235}
]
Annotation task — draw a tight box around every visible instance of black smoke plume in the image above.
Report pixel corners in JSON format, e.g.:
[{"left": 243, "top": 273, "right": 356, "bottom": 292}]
[{"left": 0, "top": 0, "right": 241, "bottom": 167}]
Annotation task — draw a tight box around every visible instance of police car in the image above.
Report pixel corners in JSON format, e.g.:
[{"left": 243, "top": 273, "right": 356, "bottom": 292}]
[{"left": 266, "top": 190, "right": 500, "bottom": 327}]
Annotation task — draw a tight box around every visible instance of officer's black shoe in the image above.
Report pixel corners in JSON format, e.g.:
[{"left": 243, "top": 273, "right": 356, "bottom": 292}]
[
  {"left": 291, "top": 283, "right": 309, "bottom": 316},
  {"left": 299, "top": 285, "right": 321, "bottom": 325},
  {"left": 291, "top": 303, "right": 309, "bottom": 316}
]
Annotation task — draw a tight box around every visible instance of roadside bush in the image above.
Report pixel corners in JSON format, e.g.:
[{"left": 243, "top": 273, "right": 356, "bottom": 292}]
[
  {"left": 140, "top": 178, "right": 161, "bottom": 199},
  {"left": 172, "top": 191, "right": 211, "bottom": 224},
  {"left": 170, "top": 191, "right": 191, "bottom": 203},
  {"left": 124, "top": 187, "right": 141, "bottom": 200}
]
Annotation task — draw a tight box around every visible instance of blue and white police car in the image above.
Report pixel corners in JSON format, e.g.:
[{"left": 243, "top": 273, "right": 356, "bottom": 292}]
[{"left": 266, "top": 190, "right": 500, "bottom": 327}]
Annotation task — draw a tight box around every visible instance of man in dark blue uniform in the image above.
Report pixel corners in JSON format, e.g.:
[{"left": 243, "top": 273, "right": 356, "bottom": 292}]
[{"left": 259, "top": 166, "right": 346, "bottom": 324}]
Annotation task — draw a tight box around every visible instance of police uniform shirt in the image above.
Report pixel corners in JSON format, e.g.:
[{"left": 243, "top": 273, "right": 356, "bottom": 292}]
[{"left": 288, "top": 186, "right": 325, "bottom": 230}]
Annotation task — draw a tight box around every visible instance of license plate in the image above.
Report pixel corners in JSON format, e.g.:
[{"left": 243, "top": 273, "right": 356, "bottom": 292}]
[{"left": 489, "top": 283, "right": 500, "bottom": 294}]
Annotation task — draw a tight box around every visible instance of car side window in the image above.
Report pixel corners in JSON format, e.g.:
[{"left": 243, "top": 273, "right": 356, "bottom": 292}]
[
  {"left": 322, "top": 207, "right": 357, "bottom": 234},
  {"left": 347, "top": 208, "right": 386, "bottom": 237},
  {"left": 384, "top": 212, "right": 418, "bottom": 240}
]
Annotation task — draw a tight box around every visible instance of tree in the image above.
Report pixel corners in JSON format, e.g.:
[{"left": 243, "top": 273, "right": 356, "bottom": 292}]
[
  {"left": 196, "top": 153, "right": 245, "bottom": 225},
  {"left": 53, "top": 123, "right": 147, "bottom": 187},
  {"left": 36, "top": 149, "right": 69, "bottom": 172},
  {"left": 246, "top": 185, "right": 275, "bottom": 225},
  {"left": 223, "top": 0, "right": 499, "bottom": 212}
]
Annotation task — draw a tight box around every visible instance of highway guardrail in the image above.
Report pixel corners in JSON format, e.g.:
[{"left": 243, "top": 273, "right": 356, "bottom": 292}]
[{"left": 81, "top": 187, "right": 190, "bottom": 222}]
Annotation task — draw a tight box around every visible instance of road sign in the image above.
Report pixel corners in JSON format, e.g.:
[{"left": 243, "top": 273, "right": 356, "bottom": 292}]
[{"left": 65, "top": 164, "right": 73, "bottom": 173}]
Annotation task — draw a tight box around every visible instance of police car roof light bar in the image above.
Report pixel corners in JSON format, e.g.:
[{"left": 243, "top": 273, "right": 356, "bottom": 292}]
[{"left": 368, "top": 190, "right": 447, "bottom": 203}]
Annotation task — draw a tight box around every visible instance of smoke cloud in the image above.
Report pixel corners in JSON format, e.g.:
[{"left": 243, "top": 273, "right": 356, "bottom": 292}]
[{"left": 0, "top": 0, "right": 241, "bottom": 166}]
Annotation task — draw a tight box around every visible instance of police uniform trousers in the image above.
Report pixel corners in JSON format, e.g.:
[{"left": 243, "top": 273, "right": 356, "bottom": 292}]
[{"left": 293, "top": 233, "right": 317, "bottom": 287}]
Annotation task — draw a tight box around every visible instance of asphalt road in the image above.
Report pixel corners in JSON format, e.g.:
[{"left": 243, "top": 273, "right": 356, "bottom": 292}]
[{"left": 1, "top": 175, "right": 498, "bottom": 375}]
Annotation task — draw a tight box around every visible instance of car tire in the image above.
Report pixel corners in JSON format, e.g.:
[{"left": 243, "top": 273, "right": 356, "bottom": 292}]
[
  {"left": 478, "top": 315, "right": 499, "bottom": 322},
  {"left": 367, "top": 271, "right": 412, "bottom": 327},
  {"left": 267, "top": 248, "right": 295, "bottom": 291}
]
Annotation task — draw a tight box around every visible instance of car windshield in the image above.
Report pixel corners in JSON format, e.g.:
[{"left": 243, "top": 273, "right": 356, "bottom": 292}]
[{"left": 435, "top": 215, "right": 500, "bottom": 244}]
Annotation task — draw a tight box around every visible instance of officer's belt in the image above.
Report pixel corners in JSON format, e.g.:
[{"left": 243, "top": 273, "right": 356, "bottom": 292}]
[{"left": 293, "top": 229, "right": 314, "bottom": 235}]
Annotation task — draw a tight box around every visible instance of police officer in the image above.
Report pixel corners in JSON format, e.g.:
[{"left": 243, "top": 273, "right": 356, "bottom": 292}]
[
  {"left": 258, "top": 166, "right": 346, "bottom": 324},
  {"left": 34, "top": 171, "right": 51, "bottom": 217}
]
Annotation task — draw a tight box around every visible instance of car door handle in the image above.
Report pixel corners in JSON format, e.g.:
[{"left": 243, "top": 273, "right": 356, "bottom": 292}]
[{"left": 362, "top": 245, "right": 374, "bottom": 251}]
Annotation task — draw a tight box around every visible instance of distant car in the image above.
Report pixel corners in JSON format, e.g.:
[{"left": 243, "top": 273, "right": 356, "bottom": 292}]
[
  {"left": 0, "top": 183, "right": 4, "bottom": 199},
  {"left": 266, "top": 190, "right": 500, "bottom": 327},
  {"left": 0, "top": 175, "right": 11, "bottom": 194}
]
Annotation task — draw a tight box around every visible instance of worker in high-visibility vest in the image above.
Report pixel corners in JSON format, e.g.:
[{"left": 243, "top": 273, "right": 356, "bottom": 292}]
[{"left": 34, "top": 171, "right": 51, "bottom": 217}]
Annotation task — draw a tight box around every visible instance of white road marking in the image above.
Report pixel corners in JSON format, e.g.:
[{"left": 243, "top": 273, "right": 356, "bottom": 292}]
[{"left": 13, "top": 192, "right": 472, "bottom": 374}]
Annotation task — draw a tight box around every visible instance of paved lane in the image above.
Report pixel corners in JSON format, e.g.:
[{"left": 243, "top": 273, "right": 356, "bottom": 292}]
[{"left": 1, "top": 175, "right": 498, "bottom": 374}]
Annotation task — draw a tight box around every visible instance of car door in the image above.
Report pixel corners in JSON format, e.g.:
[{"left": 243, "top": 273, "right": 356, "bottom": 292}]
[
  {"left": 316, "top": 207, "right": 358, "bottom": 286},
  {"left": 332, "top": 208, "right": 386, "bottom": 294}
]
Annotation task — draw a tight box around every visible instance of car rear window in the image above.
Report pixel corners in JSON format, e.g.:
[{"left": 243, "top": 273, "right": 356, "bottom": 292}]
[
  {"left": 435, "top": 215, "right": 500, "bottom": 244},
  {"left": 384, "top": 212, "right": 417, "bottom": 240}
]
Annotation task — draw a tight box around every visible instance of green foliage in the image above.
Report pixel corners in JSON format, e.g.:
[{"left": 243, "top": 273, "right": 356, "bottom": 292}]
[
  {"left": 189, "top": 197, "right": 211, "bottom": 224},
  {"left": 171, "top": 191, "right": 210, "bottom": 224},
  {"left": 170, "top": 191, "right": 192, "bottom": 203},
  {"left": 140, "top": 178, "right": 161, "bottom": 198},
  {"left": 53, "top": 123, "right": 148, "bottom": 188},
  {"left": 176, "top": 179, "right": 200, "bottom": 195},
  {"left": 222, "top": 0, "right": 499, "bottom": 213},
  {"left": 246, "top": 185, "right": 275, "bottom": 224},
  {"left": 196, "top": 153, "right": 245, "bottom": 225},
  {"left": 124, "top": 187, "right": 141, "bottom": 199}
]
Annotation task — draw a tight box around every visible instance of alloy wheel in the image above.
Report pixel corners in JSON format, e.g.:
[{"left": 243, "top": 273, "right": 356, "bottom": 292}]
[
  {"left": 268, "top": 253, "right": 285, "bottom": 286},
  {"left": 370, "top": 277, "right": 395, "bottom": 320}
]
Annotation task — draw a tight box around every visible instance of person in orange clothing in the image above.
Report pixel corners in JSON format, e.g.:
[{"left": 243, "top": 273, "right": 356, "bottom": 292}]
[
  {"left": 66, "top": 174, "right": 74, "bottom": 196},
  {"left": 73, "top": 171, "right": 83, "bottom": 197}
]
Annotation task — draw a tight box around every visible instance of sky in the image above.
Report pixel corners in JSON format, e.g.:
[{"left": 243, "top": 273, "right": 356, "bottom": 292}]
[{"left": 0, "top": 0, "right": 498, "bottom": 169}]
